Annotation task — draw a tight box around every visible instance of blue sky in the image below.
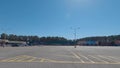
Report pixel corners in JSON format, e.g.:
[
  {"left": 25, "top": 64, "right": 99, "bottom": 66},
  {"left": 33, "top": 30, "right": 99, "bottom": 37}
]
[{"left": 0, "top": 0, "right": 120, "bottom": 39}]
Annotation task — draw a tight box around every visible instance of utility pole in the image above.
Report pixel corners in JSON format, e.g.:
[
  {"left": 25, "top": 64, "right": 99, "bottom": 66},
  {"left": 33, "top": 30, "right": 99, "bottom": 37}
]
[{"left": 71, "top": 27, "right": 80, "bottom": 48}]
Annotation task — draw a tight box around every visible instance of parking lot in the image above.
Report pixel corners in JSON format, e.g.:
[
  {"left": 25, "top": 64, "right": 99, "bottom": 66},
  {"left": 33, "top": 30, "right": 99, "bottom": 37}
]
[{"left": 0, "top": 46, "right": 120, "bottom": 68}]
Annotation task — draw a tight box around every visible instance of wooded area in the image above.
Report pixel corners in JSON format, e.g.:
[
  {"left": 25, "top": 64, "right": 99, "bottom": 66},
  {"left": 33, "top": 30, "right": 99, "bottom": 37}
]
[
  {"left": 0, "top": 33, "right": 74, "bottom": 45},
  {"left": 1, "top": 33, "right": 120, "bottom": 46}
]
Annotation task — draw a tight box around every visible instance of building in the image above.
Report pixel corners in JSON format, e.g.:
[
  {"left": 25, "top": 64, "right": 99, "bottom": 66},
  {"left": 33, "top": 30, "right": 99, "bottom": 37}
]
[
  {"left": 0, "top": 39, "right": 27, "bottom": 47},
  {"left": 77, "top": 41, "right": 99, "bottom": 46}
]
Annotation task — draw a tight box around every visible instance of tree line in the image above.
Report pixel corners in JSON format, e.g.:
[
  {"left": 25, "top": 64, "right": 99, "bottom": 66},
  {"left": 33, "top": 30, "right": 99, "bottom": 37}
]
[
  {"left": 0, "top": 33, "right": 74, "bottom": 45},
  {"left": 1, "top": 33, "right": 120, "bottom": 46},
  {"left": 78, "top": 35, "right": 120, "bottom": 42}
]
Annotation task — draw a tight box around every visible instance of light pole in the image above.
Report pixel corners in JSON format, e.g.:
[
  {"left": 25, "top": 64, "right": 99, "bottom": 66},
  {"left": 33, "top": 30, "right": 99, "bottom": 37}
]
[{"left": 71, "top": 27, "right": 80, "bottom": 48}]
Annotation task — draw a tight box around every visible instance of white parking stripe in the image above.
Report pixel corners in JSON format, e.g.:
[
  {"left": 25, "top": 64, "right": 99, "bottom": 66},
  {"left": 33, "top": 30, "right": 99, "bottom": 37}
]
[
  {"left": 88, "top": 55, "right": 109, "bottom": 63},
  {"left": 79, "top": 54, "right": 95, "bottom": 63},
  {"left": 98, "top": 55, "right": 119, "bottom": 63},
  {"left": 108, "top": 56, "right": 120, "bottom": 61},
  {"left": 71, "top": 51, "right": 85, "bottom": 63},
  {"left": 108, "top": 56, "right": 120, "bottom": 63}
]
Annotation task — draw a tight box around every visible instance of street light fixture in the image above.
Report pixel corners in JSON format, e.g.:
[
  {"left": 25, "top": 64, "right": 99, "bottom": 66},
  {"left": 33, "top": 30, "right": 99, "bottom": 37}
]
[{"left": 71, "top": 27, "right": 80, "bottom": 48}]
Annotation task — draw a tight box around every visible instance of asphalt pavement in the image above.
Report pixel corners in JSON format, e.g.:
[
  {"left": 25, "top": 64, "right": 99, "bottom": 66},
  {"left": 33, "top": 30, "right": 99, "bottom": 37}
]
[{"left": 0, "top": 46, "right": 120, "bottom": 68}]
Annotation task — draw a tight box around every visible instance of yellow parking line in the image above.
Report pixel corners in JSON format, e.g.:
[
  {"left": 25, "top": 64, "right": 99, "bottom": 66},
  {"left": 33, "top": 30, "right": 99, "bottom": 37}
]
[
  {"left": 6, "top": 56, "right": 27, "bottom": 62},
  {"left": 27, "top": 57, "right": 37, "bottom": 62},
  {"left": 1, "top": 55, "right": 120, "bottom": 64},
  {"left": 57, "top": 55, "right": 76, "bottom": 58},
  {"left": 7, "top": 58, "right": 19, "bottom": 62},
  {"left": 1, "top": 60, "right": 120, "bottom": 64},
  {"left": 45, "top": 61, "right": 120, "bottom": 64},
  {"left": 11, "top": 55, "right": 33, "bottom": 62},
  {"left": 1, "top": 57, "right": 20, "bottom": 62},
  {"left": 40, "top": 58, "right": 45, "bottom": 62},
  {"left": 43, "top": 58, "right": 58, "bottom": 62}
]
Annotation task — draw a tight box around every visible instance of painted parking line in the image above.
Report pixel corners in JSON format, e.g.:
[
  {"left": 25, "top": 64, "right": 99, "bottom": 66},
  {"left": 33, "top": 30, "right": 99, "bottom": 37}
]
[
  {"left": 56, "top": 55, "right": 76, "bottom": 58},
  {"left": 78, "top": 54, "right": 95, "bottom": 63},
  {"left": 70, "top": 51, "right": 85, "bottom": 63},
  {"left": 97, "top": 55, "right": 119, "bottom": 63},
  {"left": 0, "top": 55, "right": 120, "bottom": 64},
  {"left": 1, "top": 55, "right": 37, "bottom": 62},
  {"left": 88, "top": 55, "right": 109, "bottom": 63},
  {"left": 108, "top": 56, "right": 120, "bottom": 62},
  {"left": 25, "top": 57, "right": 37, "bottom": 62}
]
